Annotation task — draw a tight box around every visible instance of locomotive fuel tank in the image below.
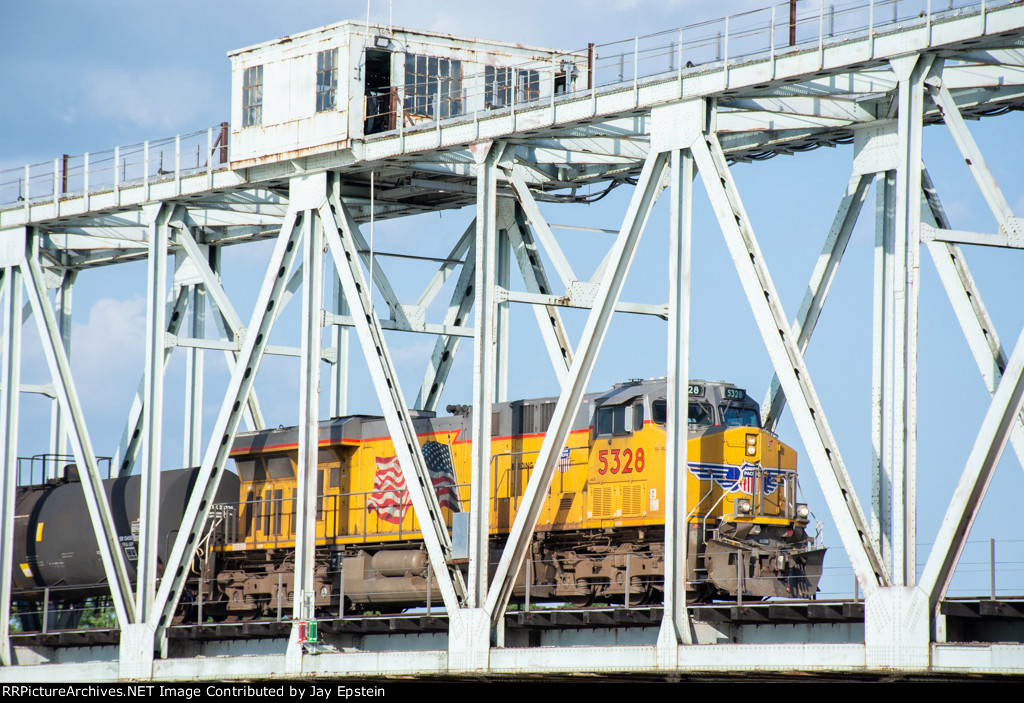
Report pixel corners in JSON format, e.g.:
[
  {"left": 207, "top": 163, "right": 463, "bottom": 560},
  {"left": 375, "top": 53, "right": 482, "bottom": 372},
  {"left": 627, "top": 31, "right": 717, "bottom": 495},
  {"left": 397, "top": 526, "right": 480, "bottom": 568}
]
[{"left": 12, "top": 466, "right": 239, "bottom": 600}]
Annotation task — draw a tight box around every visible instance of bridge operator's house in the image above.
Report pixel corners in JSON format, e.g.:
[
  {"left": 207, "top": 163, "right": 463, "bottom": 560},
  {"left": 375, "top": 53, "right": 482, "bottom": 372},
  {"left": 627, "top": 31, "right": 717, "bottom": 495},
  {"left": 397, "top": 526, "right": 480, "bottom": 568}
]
[{"left": 228, "top": 22, "right": 588, "bottom": 169}]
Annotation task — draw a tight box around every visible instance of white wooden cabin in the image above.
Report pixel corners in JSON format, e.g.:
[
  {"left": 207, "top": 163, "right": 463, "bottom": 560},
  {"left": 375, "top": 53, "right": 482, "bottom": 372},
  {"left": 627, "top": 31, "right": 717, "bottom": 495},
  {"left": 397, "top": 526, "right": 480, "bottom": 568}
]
[{"left": 228, "top": 22, "right": 588, "bottom": 168}]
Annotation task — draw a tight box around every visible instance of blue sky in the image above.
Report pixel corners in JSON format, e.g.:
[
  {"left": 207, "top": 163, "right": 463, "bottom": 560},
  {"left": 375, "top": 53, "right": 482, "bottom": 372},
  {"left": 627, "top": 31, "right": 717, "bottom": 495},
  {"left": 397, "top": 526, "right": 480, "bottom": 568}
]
[{"left": 2, "top": 0, "right": 1023, "bottom": 600}]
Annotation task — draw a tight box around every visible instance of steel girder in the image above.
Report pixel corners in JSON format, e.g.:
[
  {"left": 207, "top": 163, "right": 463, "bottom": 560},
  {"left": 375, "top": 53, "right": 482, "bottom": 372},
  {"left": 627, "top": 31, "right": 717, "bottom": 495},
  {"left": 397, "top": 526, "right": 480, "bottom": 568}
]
[
  {"left": 689, "top": 128, "right": 890, "bottom": 593},
  {"left": 485, "top": 150, "right": 669, "bottom": 622},
  {"left": 152, "top": 206, "right": 304, "bottom": 654},
  {"left": 0, "top": 266, "right": 21, "bottom": 666},
  {"left": 320, "top": 183, "right": 466, "bottom": 616}
]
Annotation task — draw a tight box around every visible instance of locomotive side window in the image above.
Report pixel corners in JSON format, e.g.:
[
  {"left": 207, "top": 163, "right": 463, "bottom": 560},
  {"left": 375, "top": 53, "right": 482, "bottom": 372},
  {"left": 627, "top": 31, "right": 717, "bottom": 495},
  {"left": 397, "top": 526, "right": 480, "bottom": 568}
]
[
  {"left": 595, "top": 405, "right": 631, "bottom": 436},
  {"left": 242, "top": 65, "right": 263, "bottom": 127},
  {"left": 652, "top": 399, "right": 666, "bottom": 425},
  {"left": 316, "top": 49, "right": 338, "bottom": 112}
]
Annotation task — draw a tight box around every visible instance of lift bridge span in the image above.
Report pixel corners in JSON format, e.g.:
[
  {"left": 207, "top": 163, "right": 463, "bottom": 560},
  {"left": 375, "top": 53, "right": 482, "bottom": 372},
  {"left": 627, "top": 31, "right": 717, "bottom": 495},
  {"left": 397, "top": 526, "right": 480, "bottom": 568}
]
[{"left": 2, "top": 0, "right": 1024, "bottom": 681}]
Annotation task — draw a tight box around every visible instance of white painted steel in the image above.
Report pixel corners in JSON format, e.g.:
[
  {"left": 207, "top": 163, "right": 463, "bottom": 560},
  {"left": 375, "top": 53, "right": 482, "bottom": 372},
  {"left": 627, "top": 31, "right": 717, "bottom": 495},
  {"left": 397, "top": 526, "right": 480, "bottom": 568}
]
[
  {"left": 22, "top": 251, "right": 137, "bottom": 626},
  {"left": 152, "top": 208, "right": 303, "bottom": 652},
  {"left": 0, "top": 266, "right": 22, "bottom": 666},
  {"left": 689, "top": 130, "right": 890, "bottom": 593},
  {"left": 319, "top": 190, "right": 463, "bottom": 615},
  {"left": 484, "top": 151, "right": 668, "bottom": 621}
]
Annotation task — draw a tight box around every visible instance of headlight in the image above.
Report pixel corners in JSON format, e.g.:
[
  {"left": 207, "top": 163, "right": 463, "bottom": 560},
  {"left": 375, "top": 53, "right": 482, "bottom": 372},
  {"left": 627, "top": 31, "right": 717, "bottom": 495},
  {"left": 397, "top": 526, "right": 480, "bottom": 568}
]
[
  {"left": 796, "top": 503, "right": 809, "bottom": 518},
  {"left": 737, "top": 498, "right": 752, "bottom": 514},
  {"left": 745, "top": 433, "right": 757, "bottom": 456}
]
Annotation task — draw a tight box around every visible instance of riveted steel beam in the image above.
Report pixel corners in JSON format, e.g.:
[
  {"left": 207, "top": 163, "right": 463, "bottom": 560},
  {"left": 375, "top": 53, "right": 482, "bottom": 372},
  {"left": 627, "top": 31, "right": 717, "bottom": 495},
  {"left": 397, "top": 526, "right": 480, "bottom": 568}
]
[
  {"left": 922, "top": 167, "right": 1024, "bottom": 472},
  {"left": 153, "top": 207, "right": 303, "bottom": 653},
  {"left": 506, "top": 207, "right": 574, "bottom": 382},
  {"left": 320, "top": 186, "right": 464, "bottom": 615},
  {"left": 485, "top": 150, "right": 668, "bottom": 622},
  {"left": 690, "top": 130, "right": 889, "bottom": 593},
  {"left": 0, "top": 265, "right": 22, "bottom": 666},
  {"left": 921, "top": 320, "right": 1024, "bottom": 611},
  {"left": 761, "top": 172, "right": 872, "bottom": 433},
  {"left": 293, "top": 197, "right": 323, "bottom": 628},
  {"left": 468, "top": 141, "right": 507, "bottom": 610},
  {"left": 136, "top": 201, "right": 172, "bottom": 621},
  {"left": 658, "top": 148, "right": 695, "bottom": 651},
  {"left": 23, "top": 248, "right": 137, "bottom": 625}
]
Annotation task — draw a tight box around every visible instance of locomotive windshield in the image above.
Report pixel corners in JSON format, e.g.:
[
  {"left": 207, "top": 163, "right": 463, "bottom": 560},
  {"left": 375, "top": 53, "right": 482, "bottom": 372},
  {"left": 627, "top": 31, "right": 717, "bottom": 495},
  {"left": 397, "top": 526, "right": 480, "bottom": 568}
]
[
  {"left": 651, "top": 399, "right": 713, "bottom": 426},
  {"left": 719, "top": 404, "right": 760, "bottom": 427}
]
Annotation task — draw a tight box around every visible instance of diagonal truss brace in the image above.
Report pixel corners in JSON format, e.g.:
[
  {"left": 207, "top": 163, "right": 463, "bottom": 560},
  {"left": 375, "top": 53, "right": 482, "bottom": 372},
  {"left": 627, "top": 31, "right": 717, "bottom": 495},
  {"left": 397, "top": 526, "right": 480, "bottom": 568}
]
[
  {"left": 926, "top": 73, "right": 1021, "bottom": 239},
  {"left": 153, "top": 208, "right": 303, "bottom": 651},
  {"left": 920, "top": 319, "right": 1024, "bottom": 610},
  {"left": 761, "top": 172, "right": 873, "bottom": 432},
  {"left": 320, "top": 189, "right": 464, "bottom": 614},
  {"left": 507, "top": 207, "right": 574, "bottom": 382},
  {"left": 416, "top": 233, "right": 479, "bottom": 412},
  {"left": 921, "top": 168, "right": 1024, "bottom": 471},
  {"left": 22, "top": 251, "right": 138, "bottom": 625},
  {"left": 689, "top": 131, "right": 890, "bottom": 592},
  {"left": 484, "top": 151, "right": 669, "bottom": 621}
]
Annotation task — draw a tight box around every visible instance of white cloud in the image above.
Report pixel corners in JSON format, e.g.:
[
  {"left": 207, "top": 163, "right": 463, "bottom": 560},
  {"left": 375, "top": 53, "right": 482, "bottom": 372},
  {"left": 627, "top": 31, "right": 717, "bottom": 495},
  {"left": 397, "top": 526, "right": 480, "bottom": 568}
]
[{"left": 70, "top": 296, "right": 147, "bottom": 403}]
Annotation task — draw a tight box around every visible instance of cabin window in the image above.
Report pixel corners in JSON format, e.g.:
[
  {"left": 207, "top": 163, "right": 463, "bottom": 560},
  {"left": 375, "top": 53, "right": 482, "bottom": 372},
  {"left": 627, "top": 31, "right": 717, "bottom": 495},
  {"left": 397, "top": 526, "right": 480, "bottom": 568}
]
[
  {"left": 485, "top": 66, "right": 512, "bottom": 108},
  {"left": 242, "top": 65, "right": 263, "bottom": 127},
  {"left": 317, "top": 49, "right": 338, "bottom": 112},
  {"left": 517, "top": 69, "right": 540, "bottom": 103},
  {"left": 404, "top": 54, "right": 462, "bottom": 120}
]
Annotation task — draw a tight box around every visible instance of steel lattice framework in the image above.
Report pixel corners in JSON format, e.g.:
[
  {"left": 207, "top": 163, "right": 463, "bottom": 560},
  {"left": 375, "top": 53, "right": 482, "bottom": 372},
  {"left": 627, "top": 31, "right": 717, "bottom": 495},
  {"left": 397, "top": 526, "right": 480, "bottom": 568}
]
[{"left": 2, "top": 0, "right": 1024, "bottom": 681}]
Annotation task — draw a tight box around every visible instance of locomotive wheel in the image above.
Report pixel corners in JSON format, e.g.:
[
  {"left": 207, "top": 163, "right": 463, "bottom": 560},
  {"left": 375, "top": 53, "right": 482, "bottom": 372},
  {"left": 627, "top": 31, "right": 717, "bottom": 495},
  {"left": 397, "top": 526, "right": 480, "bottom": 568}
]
[
  {"left": 627, "top": 577, "right": 653, "bottom": 607},
  {"left": 566, "top": 579, "right": 595, "bottom": 608}
]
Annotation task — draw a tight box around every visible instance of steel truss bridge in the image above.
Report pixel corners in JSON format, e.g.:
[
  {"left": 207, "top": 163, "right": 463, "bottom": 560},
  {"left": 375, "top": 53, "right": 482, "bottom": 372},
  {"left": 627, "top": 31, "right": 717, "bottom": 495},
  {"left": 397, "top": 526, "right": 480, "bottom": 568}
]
[{"left": 3, "top": 0, "right": 1024, "bottom": 681}]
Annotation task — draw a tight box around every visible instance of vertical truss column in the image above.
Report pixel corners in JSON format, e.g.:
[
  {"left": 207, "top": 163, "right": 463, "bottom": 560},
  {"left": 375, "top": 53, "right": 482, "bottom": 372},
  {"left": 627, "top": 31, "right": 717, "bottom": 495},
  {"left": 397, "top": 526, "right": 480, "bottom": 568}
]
[
  {"left": 468, "top": 142, "right": 506, "bottom": 614},
  {"left": 495, "top": 211, "right": 511, "bottom": 403},
  {"left": 153, "top": 207, "right": 303, "bottom": 653},
  {"left": 658, "top": 145, "right": 695, "bottom": 652},
  {"left": 872, "top": 169, "right": 896, "bottom": 572},
  {"left": 48, "top": 269, "right": 75, "bottom": 465},
  {"left": 136, "top": 202, "right": 172, "bottom": 622},
  {"left": 293, "top": 186, "right": 323, "bottom": 635},
  {"left": 329, "top": 272, "right": 349, "bottom": 417},
  {"left": 23, "top": 247, "right": 136, "bottom": 626},
  {"left": 1, "top": 264, "right": 22, "bottom": 667},
  {"left": 320, "top": 186, "right": 463, "bottom": 618},
  {"left": 183, "top": 250, "right": 208, "bottom": 467},
  {"left": 689, "top": 128, "right": 889, "bottom": 592},
  {"left": 890, "top": 54, "right": 932, "bottom": 587},
  {"left": 485, "top": 150, "right": 669, "bottom": 622}
]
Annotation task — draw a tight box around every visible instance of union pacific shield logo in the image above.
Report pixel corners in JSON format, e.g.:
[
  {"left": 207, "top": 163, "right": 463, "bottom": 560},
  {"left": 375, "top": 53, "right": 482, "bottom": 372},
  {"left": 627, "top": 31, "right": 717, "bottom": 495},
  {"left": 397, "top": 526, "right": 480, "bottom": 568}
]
[{"left": 687, "top": 461, "right": 782, "bottom": 495}]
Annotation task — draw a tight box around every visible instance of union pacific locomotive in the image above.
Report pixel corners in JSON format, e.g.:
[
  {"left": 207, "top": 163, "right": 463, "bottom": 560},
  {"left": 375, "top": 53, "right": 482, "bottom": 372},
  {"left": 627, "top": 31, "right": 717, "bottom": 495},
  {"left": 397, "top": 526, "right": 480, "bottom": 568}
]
[{"left": 11, "top": 379, "right": 824, "bottom": 626}]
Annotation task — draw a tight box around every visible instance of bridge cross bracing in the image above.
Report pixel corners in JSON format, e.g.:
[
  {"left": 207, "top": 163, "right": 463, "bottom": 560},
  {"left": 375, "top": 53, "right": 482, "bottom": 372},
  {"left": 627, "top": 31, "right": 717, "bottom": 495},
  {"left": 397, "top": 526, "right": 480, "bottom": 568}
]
[{"left": 2, "top": 0, "right": 1024, "bottom": 681}]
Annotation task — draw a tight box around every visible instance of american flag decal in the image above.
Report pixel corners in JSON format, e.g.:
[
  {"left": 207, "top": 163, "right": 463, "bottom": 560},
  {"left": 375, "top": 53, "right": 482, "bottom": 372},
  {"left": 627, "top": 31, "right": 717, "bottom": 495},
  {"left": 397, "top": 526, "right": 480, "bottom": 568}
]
[
  {"left": 557, "top": 446, "right": 571, "bottom": 473},
  {"left": 367, "top": 456, "right": 410, "bottom": 524},
  {"left": 367, "top": 442, "right": 462, "bottom": 524}
]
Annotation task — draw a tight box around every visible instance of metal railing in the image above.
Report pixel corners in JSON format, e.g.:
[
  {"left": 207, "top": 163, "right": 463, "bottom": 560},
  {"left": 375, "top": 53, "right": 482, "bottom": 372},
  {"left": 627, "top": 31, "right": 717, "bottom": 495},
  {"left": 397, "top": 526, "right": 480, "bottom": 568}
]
[
  {"left": 1, "top": 0, "right": 1014, "bottom": 214},
  {"left": 0, "top": 123, "right": 229, "bottom": 209}
]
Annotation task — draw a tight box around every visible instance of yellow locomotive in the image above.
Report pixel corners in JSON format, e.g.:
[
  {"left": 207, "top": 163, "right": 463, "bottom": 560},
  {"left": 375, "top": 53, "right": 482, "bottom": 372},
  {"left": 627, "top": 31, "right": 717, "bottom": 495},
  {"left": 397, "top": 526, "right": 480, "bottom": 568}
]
[{"left": 207, "top": 379, "right": 824, "bottom": 618}]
